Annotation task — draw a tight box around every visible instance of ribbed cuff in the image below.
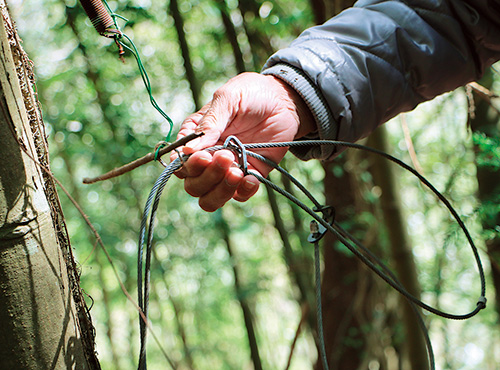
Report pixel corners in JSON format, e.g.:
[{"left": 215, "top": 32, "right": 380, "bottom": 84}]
[{"left": 261, "top": 63, "right": 337, "bottom": 160}]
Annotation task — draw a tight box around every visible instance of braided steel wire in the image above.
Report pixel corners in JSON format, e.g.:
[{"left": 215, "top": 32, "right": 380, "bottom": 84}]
[
  {"left": 138, "top": 138, "right": 486, "bottom": 370},
  {"left": 138, "top": 158, "right": 182, "bottom": 370}
]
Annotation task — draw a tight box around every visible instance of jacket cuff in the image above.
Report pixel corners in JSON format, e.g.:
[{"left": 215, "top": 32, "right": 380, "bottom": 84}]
[{"left": 261, "top": 63, "right": 338, "bottom": 161}]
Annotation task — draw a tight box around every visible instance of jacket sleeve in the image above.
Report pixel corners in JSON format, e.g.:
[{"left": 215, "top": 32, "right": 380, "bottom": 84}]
[{"left": 261, "top": 0, "right": 500, "bottom": 160}]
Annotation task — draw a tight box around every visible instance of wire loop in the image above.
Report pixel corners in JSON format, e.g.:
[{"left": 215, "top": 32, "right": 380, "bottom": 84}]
[
  {"left": 223, "top": 135, "right": 249, "bottom": 174},
  {"left": 154, "top": 141, "right": 169, "bottom": 161},
  {"left": 138, "top": 138, "right": 487, "bottom": 370}
]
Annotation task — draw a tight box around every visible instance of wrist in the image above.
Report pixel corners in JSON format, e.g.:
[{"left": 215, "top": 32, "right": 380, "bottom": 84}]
[{"left": 269, "top": 76, "right": 316, "bottom": 139}]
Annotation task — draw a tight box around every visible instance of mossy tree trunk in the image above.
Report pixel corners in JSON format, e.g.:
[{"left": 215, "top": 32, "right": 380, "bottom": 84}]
[{"left": 0, "top": 4, "right": 99, "bottom": 369}]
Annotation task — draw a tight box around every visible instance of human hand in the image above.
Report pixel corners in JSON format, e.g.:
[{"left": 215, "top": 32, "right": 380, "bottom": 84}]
[{"left": 173, "top": 72, "right": 315, "bottom": 212}]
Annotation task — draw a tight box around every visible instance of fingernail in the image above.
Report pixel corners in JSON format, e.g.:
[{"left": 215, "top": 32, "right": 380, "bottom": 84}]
[
  {"left": 215, "top": 152, "right": 233, "bottom": 169},
  {"left": 243, "top": 178, "right": 257, "bottom": 190},
  {"left": 198, "top": 156, "right": 211, "bottom": 165},
  {"left": 225, "top": 170, "right": 241, "bottom": 187}
]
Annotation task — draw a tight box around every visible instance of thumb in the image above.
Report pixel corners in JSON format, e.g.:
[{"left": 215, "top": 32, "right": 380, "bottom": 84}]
[{"left": 185, "top": 90, "right": 237, "bottom": 152}]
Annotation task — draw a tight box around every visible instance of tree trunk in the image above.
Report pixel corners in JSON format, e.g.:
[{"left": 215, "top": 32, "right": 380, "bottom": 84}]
[
  {"left": 217, "top": 210, "right": 263, "bottom": 370},
  {"left": 215, "top": 0, "right": 247, "bottom": 74},
  {"left": 169, "top": 0, "right": 202, "bottom": 110},
  {"left": 237, "top": 0, "right": 274, "bottom": 68},
  {"left": 312, "top": 2, "right": 370, "bottom": 369},
  {"left": 368, "top": 126, "right": 429, "bottom": 370},
  {"left": 0, "top": 5, "right": 99, "bottom": 369},
  {"left": 318, "top": 159, "right": 367, "bottom": 370},
  {"left": 470, "top": 71, "right": 500, "bottom": 318},
  {"left": 265, "top": 180, "right": 316, "bottom": 328}
]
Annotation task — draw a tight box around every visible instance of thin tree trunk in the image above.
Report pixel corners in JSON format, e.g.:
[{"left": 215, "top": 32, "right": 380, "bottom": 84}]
[
  {"left": 311, "top": 1, "right": 370, "bottom": 369},
  {"left": 169, "top": 0, "right": 202, "bottom": 110},
  {"left": 265, "top": 181, "right": 316, "bottom": 320},
  {"left": 221, "top": 2, "right": 318, "bottom": 341},
  {"left": 215, "top": 0, "right": 246, "bottom": 74},
  {"left": 368, "top": 126, "right": 429, "bottom": 370},
  {"left": 217, "top": 211, "right": 263, "bottom": 370},
  {"left": 309, "top": 0, "right": 327, "bottom": 24},
  {"left": 64, "top": 3, "right": 119, "bottom": 135},
  {"left": 237, "top": 0, "right": 274, "bottom": 68},
  {"left": 0, "top": 5, "right": 99, "bottom": 369},
  {"left": 278, "top": 159, "right": 309, "bottom": 244}
]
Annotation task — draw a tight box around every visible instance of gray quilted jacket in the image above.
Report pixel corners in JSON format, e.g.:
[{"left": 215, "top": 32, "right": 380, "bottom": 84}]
[{"left": 261, "top": 0, "right": 500, "bottom": 160}]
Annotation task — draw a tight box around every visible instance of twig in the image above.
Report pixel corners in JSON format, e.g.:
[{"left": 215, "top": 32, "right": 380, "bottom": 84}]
[
  {"left": 83, "top": 132, "right": 203, "bottom": 184},
  {"left": 284, "top": 303, "right": 309, "bottom": 370},
  {"left": 400, "top": 114, "right": 424, "bottom": 175},
  {"left": 467, "top": 82, "right": 500, "bottom": 115},
  {"left": 468, "top": 81, "right": 498, "bottom": 99}
]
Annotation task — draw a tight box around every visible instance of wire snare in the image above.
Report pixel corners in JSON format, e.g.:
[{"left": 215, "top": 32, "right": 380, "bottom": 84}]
[{"left": 138, "top": 138, "right": 487, "bottom": 370}]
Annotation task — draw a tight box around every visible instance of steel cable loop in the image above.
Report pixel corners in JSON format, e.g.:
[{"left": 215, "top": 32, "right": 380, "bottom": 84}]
[
  {"left": 253, "top": 171, "right": 434, "bottom": 370},
  {"left": 251, "top": 168, "right": 484, "bottom": 321},
  {"left": 138, "top": 137, "right": 486, "bottom": 370},
  {"left": 138, "top": 157, "right": 183, "bottom": 370},
  {"left": 243, "top": 139, "right": 487, "bottom": 307}
]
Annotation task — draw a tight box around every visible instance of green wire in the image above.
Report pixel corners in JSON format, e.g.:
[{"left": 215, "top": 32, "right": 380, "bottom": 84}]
[
  {"left": 118, "top": 35, "right": 174, "bottom": 140},
  {"left": 101, "top": 0, "right": 174, "bottom": 142}
]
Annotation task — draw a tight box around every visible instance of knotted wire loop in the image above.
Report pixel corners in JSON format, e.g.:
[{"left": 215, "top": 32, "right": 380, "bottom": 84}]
[{"left": 223, "top": 135, "right": 249, "bottom": 174}]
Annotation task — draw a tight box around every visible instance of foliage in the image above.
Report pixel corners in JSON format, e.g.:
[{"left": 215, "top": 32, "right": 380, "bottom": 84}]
[
  {"left": 9, "top": 0, "right": 500, "bottom": 369},
  {"left": 474, "top": 132, "right": 500, "bottom": 169}
]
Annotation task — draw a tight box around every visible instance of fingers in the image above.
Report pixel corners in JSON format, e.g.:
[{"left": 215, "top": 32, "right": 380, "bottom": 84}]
[
  {"left": 233, "top": 175, "right": 259, "bottom": 202},
  {"left": 198, "top": 167, "right": 243, "bottom": 212},
  {"left": 183, "top": 150, "right": 235, "bottom": 197},
  {"left": 176, "top": 150, "right": 260, "bottom": 212},
  {"left": 172, "top": 72, "right": 290, "bottom": 211},
  {"left": 198, "top": 172, "right": 260, "bottom": 212}
]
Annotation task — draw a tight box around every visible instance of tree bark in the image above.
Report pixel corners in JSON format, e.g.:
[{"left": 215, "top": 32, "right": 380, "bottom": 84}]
[
  {"left": 215, "top": 0, "right": 246, "bottom": 74},
  {"left": 470, "top": 71, "right": 500, "bottom": 318},
  {"left": 169, "top": 0, "right": 202, "bottom": 110},
  {"left": 368, "top": 126, "right": 429, "bottom": 370},
  {"left": 218, "top": 210, "right": 263, "bottom": 370},
  {"left": 318, "top": 159, "right": 367, "bottom": 370},
  {"left": 0, "top": 4, "right": 99, "bottom": 369}
]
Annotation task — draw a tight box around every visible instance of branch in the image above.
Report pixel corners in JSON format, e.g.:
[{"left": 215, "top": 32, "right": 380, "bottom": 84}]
[
  {"left": 468, "top": 81, "right": 498, "bottom": 100},
  {"left": 400, "top": 114, "right": 424, "bottom": 175},
  {"left": 467, "top": 82, "right": 500, "bottom": 115},
  {"left": 82, "top": 132, "right": 203, "bottom": 184}
]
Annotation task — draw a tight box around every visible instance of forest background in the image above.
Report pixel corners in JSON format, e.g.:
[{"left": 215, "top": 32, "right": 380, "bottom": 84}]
[{"left": 5, "top": 0, "right": 500, "bottom": 369}]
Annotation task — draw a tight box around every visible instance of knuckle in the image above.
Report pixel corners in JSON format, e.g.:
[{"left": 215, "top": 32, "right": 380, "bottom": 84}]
[
  {"left": 184, "top": 180, "right": 204, "bottom": 198},
  {"left": 212, "top": 86, "right": 233, "bottom": 101}
]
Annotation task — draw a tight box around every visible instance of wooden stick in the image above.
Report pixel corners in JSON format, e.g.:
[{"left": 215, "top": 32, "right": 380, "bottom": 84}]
[{"left": 82, "top": 132, "right": 203, "bottom": 184}]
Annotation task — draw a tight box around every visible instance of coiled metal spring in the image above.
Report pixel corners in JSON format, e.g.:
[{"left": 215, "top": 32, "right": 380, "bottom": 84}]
[{"left": 79, "top": 0, "right": 120, "bottom": 37}]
